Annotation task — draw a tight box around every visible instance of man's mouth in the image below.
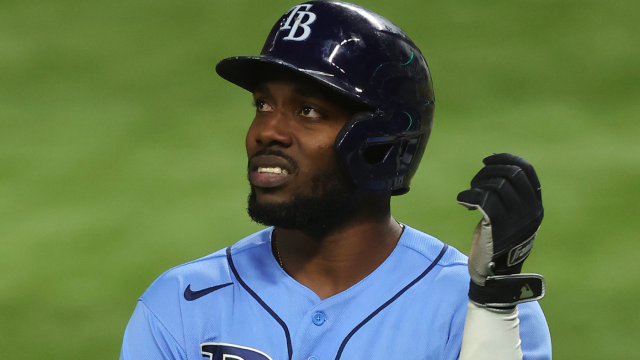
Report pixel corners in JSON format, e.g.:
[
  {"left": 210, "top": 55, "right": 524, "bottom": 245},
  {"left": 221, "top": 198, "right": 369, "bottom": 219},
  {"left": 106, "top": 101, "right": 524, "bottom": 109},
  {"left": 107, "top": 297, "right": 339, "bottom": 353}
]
[
  {"left": 257, "top": 167, "right": 289, "bottom": 175},
  {"left": 248, "top": 155, "right": 296, "bottom": 188}
]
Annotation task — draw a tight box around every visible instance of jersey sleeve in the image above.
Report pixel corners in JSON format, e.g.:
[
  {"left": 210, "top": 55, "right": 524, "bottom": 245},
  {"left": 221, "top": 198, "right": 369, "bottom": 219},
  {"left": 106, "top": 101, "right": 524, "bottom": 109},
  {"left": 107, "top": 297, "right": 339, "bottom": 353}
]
[
  {"left": 519, "top": 301, "right": 552, "bottom": 360},
  {"left": 442, "top": 294, "right": 468, "bottom": 360},
  {"left": 431, "top": 262, "right": 473, "bottom": 360},
  {"left": 120, "top": 301, "right": 187, "bottom": 360}
]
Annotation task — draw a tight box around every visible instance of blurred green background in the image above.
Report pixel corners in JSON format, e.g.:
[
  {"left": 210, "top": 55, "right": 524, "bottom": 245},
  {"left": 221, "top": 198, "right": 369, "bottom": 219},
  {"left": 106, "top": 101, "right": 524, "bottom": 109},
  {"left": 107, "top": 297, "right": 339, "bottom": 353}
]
[{"left": 1, "top": 0, "right": 638, "bottom": 358}]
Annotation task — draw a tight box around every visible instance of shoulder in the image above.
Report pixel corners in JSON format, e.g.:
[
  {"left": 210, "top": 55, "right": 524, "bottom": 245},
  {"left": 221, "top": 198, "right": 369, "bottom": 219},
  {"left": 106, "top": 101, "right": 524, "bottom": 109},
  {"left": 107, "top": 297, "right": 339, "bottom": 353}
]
[
  {"left": 121, "top": 229, "right": 274, "bottom": 358},
  {"left": 400, "top": 226, "right": 551, "bottom": 358},
  {"left": 398, "top": 225, "right": 551, "bottom": 358},
  {"left": 138, "top": 228, "right": 273, "bottom": 311},
  {"left": 396, "top": 225, "right": 470, "bottom": 302},
  {"left": 399, "top": 224, "right": 468, "bottom": 271}
]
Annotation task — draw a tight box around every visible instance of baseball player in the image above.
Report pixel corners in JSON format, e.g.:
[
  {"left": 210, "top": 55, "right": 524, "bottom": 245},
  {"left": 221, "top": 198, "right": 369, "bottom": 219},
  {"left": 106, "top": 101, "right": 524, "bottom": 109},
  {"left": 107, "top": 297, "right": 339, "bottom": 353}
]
[{"left": 120, "top": 2, "right": 551, "bottom": 359}]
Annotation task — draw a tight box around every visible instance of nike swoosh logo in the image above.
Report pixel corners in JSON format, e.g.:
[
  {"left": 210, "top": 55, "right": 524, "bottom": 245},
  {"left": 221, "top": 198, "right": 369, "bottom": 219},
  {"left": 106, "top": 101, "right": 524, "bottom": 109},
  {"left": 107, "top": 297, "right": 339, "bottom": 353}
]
[{"left": 184, "top": 282, "right": 233, "bottom": 301}]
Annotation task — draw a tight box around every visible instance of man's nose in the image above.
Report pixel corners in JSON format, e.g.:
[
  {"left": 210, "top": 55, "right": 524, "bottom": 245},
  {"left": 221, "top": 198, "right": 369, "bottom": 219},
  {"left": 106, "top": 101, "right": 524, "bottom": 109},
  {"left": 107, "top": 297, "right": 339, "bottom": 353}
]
[{"left": 251, "top": 111, "right": 293, "bottom": 148}]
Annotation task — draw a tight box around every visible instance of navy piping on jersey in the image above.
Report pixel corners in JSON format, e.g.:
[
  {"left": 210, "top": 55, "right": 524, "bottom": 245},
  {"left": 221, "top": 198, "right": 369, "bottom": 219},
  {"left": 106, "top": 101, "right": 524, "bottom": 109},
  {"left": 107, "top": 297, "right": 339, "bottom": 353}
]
[
  {"left": 334, "top": 244, "right": 449, "bottom": 360},
  {"left": 226, "top": 246, "right": 294, "bottom": 360}
]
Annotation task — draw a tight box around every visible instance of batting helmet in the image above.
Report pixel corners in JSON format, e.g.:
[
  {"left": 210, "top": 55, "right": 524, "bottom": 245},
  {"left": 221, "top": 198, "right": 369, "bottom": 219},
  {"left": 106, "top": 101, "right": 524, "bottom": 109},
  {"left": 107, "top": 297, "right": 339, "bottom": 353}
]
[{"left": 216, "top": 1, "right": 435, "bottom": 195}]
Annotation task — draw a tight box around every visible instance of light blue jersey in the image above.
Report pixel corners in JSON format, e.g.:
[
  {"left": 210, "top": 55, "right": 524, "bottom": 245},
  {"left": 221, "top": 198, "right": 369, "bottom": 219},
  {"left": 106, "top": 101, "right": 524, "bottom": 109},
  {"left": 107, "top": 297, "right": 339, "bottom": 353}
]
[{"left": 120, "top": 225, "right": 551, "bottom": 360}]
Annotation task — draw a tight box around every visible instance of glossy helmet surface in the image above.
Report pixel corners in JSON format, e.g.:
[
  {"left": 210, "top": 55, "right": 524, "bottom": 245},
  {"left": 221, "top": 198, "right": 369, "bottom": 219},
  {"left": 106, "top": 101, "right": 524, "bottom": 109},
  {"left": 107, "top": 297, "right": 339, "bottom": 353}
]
[{"left": 216, "top": 1, "right": 434, "bottom": 195}]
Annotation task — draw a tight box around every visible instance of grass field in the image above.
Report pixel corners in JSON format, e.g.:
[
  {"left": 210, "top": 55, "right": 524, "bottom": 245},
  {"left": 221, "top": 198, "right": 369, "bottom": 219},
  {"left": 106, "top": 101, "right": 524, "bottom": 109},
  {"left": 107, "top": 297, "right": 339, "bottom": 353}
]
[{"left": 1, "top": 0, "right": 639, "bottom": 358}]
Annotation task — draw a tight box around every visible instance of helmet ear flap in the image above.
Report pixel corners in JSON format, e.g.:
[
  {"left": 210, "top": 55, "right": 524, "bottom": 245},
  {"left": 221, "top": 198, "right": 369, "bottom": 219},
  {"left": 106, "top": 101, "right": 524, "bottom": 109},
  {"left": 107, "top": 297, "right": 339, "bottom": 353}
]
[{"left": 335, "top": 111, "right": 415, "bottom": 192}]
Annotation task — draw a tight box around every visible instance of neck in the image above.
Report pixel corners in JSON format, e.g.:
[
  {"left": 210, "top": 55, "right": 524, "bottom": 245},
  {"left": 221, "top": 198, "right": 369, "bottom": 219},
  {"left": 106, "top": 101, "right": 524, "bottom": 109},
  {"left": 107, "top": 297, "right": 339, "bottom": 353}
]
[{"left": 272, "top": 194, "right": 403, "bottom": 300}]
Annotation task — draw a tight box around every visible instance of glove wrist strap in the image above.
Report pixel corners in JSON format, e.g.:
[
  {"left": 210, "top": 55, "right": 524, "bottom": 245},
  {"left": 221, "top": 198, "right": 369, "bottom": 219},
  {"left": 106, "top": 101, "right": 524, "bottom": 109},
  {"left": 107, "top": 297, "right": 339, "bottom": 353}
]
[{"left": 469, "top": 274, "right": 545, "bottom": 309}]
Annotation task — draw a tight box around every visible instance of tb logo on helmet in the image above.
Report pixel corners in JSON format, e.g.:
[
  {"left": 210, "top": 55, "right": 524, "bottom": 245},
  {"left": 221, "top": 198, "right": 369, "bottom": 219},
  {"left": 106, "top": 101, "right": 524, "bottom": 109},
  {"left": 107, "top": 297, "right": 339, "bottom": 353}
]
[{"left": 280, "top": 4, "right": 316, "bottom": 41}]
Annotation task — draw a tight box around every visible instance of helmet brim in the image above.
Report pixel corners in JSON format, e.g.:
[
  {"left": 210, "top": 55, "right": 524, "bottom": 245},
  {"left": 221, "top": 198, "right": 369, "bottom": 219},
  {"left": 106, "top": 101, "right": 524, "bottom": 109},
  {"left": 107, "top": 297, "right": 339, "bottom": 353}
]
[{"left": 215, "top": 56, "right": 376, "bottom": 108}]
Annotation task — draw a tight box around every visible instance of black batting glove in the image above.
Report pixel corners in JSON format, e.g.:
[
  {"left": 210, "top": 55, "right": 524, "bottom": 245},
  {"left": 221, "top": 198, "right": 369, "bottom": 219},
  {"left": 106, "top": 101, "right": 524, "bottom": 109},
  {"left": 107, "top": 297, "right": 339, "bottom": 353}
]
[{"left": 457, "top": 153, "right": 545, "bottom": 308}]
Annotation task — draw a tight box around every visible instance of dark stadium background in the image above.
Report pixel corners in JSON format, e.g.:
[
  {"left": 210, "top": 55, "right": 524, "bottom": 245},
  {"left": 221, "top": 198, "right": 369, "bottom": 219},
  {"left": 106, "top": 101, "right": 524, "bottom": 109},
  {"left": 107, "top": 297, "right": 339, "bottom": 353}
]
[{"left": 1, "top": 0, "right": 638, "bottom": 358}]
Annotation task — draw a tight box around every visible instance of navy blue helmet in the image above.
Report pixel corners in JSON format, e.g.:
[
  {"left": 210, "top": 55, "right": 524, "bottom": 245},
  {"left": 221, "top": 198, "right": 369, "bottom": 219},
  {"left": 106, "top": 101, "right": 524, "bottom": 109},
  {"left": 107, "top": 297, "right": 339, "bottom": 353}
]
[{"left": 216, "top": 1, "right": 435, "bottom": 195}]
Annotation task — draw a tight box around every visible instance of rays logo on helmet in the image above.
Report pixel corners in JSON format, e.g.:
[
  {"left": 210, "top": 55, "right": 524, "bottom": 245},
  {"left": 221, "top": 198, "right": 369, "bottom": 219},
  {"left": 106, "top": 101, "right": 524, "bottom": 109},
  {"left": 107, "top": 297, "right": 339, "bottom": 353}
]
[{"left": 281, "top": 4, "right": 316, "bottom": 41}]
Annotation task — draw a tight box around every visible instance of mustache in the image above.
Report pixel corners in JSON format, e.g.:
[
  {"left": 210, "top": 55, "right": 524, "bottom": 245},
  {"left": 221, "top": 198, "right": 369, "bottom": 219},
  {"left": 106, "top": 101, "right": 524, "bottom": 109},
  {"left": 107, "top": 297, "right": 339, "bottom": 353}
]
[{"left": 247, "top": 149, "right": 299, "bottom": 173}]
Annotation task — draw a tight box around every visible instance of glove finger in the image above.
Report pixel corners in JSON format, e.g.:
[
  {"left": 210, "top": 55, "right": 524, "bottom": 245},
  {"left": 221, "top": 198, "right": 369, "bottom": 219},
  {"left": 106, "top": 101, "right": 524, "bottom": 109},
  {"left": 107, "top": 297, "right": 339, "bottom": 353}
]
[
  {"left": 471, "top": 165, "right": 539, "bottom": 208},
  {"left": 470, "top": 165, "right": 522, "bottom": 187},
  {"left": 477, "top": 167, "right": 537, "bottom": 200},
  {"left": 482, "top": 153, "right": 521, "bottom": 166},
  {"left": 483, "top": 153, "right": 541, "bottom": 200},
  {"left": 508, "top": 168, "right": 541, "bottom": 210},
  {"left": 474, "top": 179, "right": 522, "bottom": 216}
]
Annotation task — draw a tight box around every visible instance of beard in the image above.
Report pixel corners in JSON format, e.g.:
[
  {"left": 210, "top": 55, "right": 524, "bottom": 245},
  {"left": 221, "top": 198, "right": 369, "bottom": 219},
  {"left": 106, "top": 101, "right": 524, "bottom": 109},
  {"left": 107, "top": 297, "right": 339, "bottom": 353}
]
[{"left": 247, "top": 166, "right": 357, "bottom": 230}]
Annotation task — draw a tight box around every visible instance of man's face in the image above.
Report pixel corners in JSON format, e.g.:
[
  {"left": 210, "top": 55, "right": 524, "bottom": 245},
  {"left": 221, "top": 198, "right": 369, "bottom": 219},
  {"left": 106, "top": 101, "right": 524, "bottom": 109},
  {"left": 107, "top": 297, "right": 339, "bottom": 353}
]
[{"left": 245, "top": 77, "right": 359, "bottom": 229}]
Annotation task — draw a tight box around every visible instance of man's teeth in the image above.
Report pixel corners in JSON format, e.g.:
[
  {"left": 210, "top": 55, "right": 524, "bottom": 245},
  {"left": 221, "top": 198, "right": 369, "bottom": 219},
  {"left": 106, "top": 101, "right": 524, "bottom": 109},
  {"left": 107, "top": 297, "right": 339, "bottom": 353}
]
[{"left": 257, "top": 167, "right": 288, "bottom": 175}]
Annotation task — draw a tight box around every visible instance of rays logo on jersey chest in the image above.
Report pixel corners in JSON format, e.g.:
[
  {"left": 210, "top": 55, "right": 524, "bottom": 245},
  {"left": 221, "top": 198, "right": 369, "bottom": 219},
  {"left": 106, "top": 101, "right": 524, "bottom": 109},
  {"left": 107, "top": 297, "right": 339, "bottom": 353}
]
[{"left": 201, "top": 343, "right": 273, "bottom": 360}]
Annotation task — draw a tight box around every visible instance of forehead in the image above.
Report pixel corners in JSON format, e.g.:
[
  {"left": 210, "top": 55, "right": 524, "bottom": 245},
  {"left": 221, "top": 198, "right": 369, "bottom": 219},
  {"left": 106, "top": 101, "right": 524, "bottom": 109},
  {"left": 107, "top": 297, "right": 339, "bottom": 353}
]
[
  {"left": 253, "top": 78, "right": 332, "bottom": 101},
  {"left": 251, "top": 67, "right": 373, "bottom": 114}
]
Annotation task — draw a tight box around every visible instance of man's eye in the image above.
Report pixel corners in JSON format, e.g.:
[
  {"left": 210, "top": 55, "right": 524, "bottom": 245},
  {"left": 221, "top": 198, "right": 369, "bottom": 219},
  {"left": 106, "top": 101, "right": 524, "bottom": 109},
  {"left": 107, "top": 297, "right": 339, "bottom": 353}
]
[
  {"left": 300, "top": 107, "right": 321, "bottom": 118},
  {"left": 255, "top": 101, "right": 273, "bottom": 112}
]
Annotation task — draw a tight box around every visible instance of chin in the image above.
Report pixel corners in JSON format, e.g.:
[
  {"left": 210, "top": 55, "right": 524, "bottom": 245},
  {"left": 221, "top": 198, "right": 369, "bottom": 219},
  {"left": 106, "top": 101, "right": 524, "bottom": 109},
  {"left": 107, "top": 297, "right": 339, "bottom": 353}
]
[
  {"left": 247, "top": 182, "right": 356, "bottom": 230},
  {"left": 251, "top": 187, "right": 294, "bottom": 204}
]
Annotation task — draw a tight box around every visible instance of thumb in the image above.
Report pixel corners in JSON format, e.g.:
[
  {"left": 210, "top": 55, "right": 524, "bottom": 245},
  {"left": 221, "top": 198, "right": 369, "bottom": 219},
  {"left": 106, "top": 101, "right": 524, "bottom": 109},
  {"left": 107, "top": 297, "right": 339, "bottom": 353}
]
[
  {"left": 457, "top": 189, "right": 492, "bottom": 225},
  {"left": 457, "top": 188, "right": 487, "bottom": 210}
]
